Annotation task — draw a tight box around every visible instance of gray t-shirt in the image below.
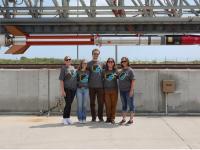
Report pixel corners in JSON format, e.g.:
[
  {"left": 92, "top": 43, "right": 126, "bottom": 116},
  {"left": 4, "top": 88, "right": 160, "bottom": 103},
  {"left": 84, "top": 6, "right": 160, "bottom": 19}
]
[
  {"left": 77, "top": 70, "right": 89, "bottom": 88},
  {"left": 59, "top": 65, "right": 77, "bottom": 89},
  {"left": 118, "top": 67, "right": 135, "bottom": 91},
  {"left": 87, "top": 60, "right": 104, "bottom": 88},
  {"left": 103, "top": 69, "right": 118, "bottom": 90}
]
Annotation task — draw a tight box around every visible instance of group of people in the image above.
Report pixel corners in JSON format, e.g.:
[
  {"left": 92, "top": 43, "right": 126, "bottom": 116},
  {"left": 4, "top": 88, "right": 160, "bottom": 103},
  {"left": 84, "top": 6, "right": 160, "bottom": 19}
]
[{"left": 59, "top": 48, "right": 135, "bottom": 125}]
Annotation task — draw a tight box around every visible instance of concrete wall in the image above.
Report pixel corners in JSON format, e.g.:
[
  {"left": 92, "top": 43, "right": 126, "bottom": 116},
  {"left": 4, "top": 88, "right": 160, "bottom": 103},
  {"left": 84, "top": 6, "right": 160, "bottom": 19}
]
[{"left": 1, "top": 69, "right": 200, "bottom": 114}]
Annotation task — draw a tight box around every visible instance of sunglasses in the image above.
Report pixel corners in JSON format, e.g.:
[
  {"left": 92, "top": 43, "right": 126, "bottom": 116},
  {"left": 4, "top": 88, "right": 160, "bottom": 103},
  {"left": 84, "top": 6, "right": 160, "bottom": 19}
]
[
  {"left": 121, "top": 61, "right": 127, "bottom": 63},
  {"left": 65, "top": 59, "right": 71, "bottom": 61},
  {"left": 93, "top": 53, "right": 99, "bottom": 55},
  {"left": 107, "top": 61, "right": 114, "bottom": 63}
]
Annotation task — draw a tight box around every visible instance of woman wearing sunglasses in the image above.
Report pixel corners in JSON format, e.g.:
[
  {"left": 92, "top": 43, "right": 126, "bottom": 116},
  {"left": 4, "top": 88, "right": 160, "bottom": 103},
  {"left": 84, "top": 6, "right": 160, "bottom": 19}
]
[
  {"left": 118, "top": 57, "right": 135, "bottom": 125},
  {"left": 76, "top": 59, "right": 90, "bottom": 123},
  {"left": 103, "top": 58, "right": 118, "bottom": 124},
  {"left": 59, "top": 56, "right": 77, "bottom": 125}
]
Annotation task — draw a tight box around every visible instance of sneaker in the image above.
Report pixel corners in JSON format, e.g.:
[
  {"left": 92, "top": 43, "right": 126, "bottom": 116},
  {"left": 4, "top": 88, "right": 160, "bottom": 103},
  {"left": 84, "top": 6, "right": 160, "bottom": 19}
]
[
  {"left": 105, "top": 119, "right": 111, "bottom": 123},
  {"left": 78, "top": 120, "right": 83, "bottom": 124},
  {"left": 91, "top": 118, "right": 96, "bottom": 122},
  {"left": 119, "top": 119, "right": 126, "bottom": 125},
  {"left": 67, "top": 118, "right": 73, "bottom": 125},
  {"left": 99, "top": 118, "right": 104, "bottom": 122},
  {"left": 126, "top": 120, "right": 133, "bottom": 125},
  {"left": 82, "top": 120, "right": 86, "bottom": 124},
  {"left": 111, "top": 120, "right": 115, "bottom": 124},
  {"left": 63, "top": 119, "right": 69, "bottom": 125}
]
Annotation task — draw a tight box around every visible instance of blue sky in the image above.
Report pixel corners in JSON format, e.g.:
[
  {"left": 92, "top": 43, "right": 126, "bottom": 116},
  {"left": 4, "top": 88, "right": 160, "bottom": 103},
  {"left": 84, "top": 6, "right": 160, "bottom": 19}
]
[
  {"left": 0, "top": 0, "right": 200, "bottom": 62},
  {"left": 1, "top": 45, "right": 200, "bottom": 63}
]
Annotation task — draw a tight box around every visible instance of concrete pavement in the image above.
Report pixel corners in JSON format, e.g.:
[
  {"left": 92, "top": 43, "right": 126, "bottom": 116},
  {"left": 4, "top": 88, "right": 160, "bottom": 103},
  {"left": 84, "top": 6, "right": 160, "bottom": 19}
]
[{"left": 0, "top": 116, "right": 200, "bottom": 149}]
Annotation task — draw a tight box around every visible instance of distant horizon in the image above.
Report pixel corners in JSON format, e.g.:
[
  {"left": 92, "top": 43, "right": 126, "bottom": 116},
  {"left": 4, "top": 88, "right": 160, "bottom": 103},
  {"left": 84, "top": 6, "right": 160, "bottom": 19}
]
[{"left": 1, "top": 45, "right": 200, "bottom": 63}]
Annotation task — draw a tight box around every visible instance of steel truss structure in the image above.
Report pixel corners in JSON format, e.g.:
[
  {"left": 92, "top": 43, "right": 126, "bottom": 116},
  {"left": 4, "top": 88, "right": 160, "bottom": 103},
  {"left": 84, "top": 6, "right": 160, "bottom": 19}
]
[{"left": 0, "top": 0, "right": 200, "bottom": 34}]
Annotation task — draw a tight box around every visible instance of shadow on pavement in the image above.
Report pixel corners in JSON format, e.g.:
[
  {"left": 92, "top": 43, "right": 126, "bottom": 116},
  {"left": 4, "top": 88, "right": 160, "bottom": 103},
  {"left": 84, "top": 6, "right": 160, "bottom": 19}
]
[{"left": 30, "top": 121, "right": 122, "bottom": 129}]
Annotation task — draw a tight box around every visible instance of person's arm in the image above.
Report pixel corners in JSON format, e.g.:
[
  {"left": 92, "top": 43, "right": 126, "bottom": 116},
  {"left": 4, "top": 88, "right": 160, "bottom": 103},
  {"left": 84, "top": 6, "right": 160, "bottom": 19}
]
[
  {"left": 129, "top": 69, "right": 135, "bottom": 97},
  {"left": 129, "top": 79, "right": 135, "bottom": 97},
  {"left": 60, "top": 80, "right": 66, "bottom": 97},
  {"left": 59, "top": 67, "right": 66, "bottom": 97}
]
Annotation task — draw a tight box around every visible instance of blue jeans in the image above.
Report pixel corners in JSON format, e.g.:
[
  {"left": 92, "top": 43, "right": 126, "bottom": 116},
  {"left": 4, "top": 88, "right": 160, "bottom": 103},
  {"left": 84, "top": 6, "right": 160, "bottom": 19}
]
[
  {"left": 76, "top": 87, "right": 89, "bottom": 121},
  {"left": 120, "top": 91, "right": 135, "bottom": 112}
]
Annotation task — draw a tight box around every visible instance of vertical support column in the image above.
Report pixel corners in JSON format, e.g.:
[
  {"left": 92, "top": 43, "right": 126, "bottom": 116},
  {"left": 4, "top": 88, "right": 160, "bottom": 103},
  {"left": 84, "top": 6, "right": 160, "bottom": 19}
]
[
  {"left": 115, "top": 45, "right": 118, "bottom": 64},
  {"left": 62, "top": 0, "right": 70, "bottom": 17},
  {"left": 77, "top": 45, "right": 79, "bottom": 60},
  {"left": 150, "top": 0, "right": 154, "bottom": 17},
  {"left": 165, "top": 93, "right": 168, "bottom": 115},
  {"left": 39, "top": 0, "right": 43, "bottom": 16},
  {"left": 12, "top": 0, "right": 17, "bottom": 18},
  {"left": 179, "top": 0, "right": 183, "bottom": 17},
  {"left": 5, "top": 0, "right": 10, "bottom": 18},
  {"left": 47, "top": 69, "right": 50, "bottom": 116},
  {"left": 145, "top": 0, "right": 149, "bottom": 6},
  {"left": 33, "top": 0, "right": 39, "bottom": 18},
  {"left": 90, "top": 0, "right": 96, "bottom": 17}
]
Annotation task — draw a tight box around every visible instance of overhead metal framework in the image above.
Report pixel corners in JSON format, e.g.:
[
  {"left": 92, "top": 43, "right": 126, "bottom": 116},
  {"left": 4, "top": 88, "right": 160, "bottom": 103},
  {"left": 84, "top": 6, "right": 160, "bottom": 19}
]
[{"left": 0, "top": 0, "right": 200, "bottom": 34}]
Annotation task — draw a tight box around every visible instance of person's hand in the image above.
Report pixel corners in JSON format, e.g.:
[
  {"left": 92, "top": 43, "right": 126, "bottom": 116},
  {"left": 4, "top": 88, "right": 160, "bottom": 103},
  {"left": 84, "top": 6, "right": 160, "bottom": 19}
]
[
  {"left": 61, "top": 90, "right": 66, "bottom": 97},
  {"left": 129, "top": 90, "right": 134, "bottom": 97}
]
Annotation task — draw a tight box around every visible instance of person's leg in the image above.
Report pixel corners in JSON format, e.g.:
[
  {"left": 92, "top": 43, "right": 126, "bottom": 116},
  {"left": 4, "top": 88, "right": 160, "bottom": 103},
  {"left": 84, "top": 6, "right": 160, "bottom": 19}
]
[
  {"left": 127, "top": 94, "right": 135, "bottom": 123},
  {"left": 67, "top": 89, "right": 76, "bottom": 118},
  {"left": 82, "top": 88, "right": 89, "bottom": 122},
  {"left": 66, "top": 89, "right": 76, "bottom": 124},
  {"left": 97, "top": 88, "right": 104, "bottom": 121},
  {"left": 110, "top": 89, "right": 118, "bottom": 122},
  {"left": 104, "top": 91, "right": 112, "bottom": 122},
  {"left": 63, "top": 89, "right": 75, "bottom": 118},
  {"left": 63, "top": 88, "right": 70, "bottom": 119},
  {"left": 63, "top": 93, "right": 70, "bottom": 125},
  {"left": 119, "top": 91, "right": 127, "bottom": 124},
  {"left": 89, "top": 88, "right": 97, "bottom": 121},
  {"left": 76, "top": 88, "right": 83, "bottom": 122}
]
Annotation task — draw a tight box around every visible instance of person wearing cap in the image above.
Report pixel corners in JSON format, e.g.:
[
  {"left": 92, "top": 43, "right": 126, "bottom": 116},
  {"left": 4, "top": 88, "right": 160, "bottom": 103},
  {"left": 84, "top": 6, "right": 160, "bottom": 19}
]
[
  {"left": 118, "top": 57, "right": 135, "bottom": 125},
  {"left": 102, "top": 58, "right": 118, "bottom": 124},
  {"left": 76, "top": 59, "right": 90, "bottom": 124},
  {"left": 87, "top": 48, "right": 105, "bottom": 122},
  {"left": 59, "top": 56, "right": 77, "bottom": 125}
]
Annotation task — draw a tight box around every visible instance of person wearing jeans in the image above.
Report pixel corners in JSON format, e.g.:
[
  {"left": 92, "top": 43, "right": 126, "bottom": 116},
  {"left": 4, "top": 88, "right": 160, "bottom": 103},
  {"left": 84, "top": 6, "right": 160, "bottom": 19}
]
[
  {"left": 88, "top": 48, "right": 105, "bottom": 122},
  {"left": 103, "top": 58, "right": 118, "bottom": 124},
  {"left": 76, "top": 59, "right": 90, "bottom": 123},
  {"left": 118, "top": 57, "right": 135, "bottom": 125},
  {"left": 59, "top": 56, "right": 77, "bottom": 125}
]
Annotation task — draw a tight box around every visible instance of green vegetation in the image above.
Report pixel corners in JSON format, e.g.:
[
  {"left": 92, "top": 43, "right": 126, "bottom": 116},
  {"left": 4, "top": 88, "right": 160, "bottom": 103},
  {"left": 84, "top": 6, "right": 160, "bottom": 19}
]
[
  {"left": 131, "top": 60, "right": 200, "bottom": 64},
  {"left": 0, "top": 57, "right": 80, "bottom": 64},
  {"left": 0, "top": 57, "right": 200, "bottom": 64}
]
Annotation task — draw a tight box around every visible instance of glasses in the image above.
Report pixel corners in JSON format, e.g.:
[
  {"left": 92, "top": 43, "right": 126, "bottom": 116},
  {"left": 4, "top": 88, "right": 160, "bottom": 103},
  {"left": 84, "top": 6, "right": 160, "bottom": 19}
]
[
  {"left": 107, "top": 61, "right": 114, "bottom": 63},
  {"left": 93, "top": 53, "right": 99, "bottom": 56},
  {"left": 65, "top": 59, "right": 71, "bottom": 61},
  {"left": 121, "top": 61, "right": 127, "bottom": 63}
]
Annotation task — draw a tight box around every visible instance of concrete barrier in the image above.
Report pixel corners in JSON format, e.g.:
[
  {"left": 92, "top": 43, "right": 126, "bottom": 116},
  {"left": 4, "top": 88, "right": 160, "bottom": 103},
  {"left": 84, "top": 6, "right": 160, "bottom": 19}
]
[{"left": 1, "top": 69, "right": 200, "bottom": 114}]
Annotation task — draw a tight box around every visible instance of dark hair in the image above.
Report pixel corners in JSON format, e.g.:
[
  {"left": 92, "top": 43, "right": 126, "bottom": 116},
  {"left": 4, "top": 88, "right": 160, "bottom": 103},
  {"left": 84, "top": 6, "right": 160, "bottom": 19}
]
[
  {"left": 121, "top": 57, "right": 130, "bottom": 68},
  {"left": 78, "top": 59, "right": 88, "bottom": 71},
  {"left": 92, "top": 48, "right": 100, "bottom": 55},
  {"left": 105, "top": 57, "right": 117, "bottom": 71}
]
